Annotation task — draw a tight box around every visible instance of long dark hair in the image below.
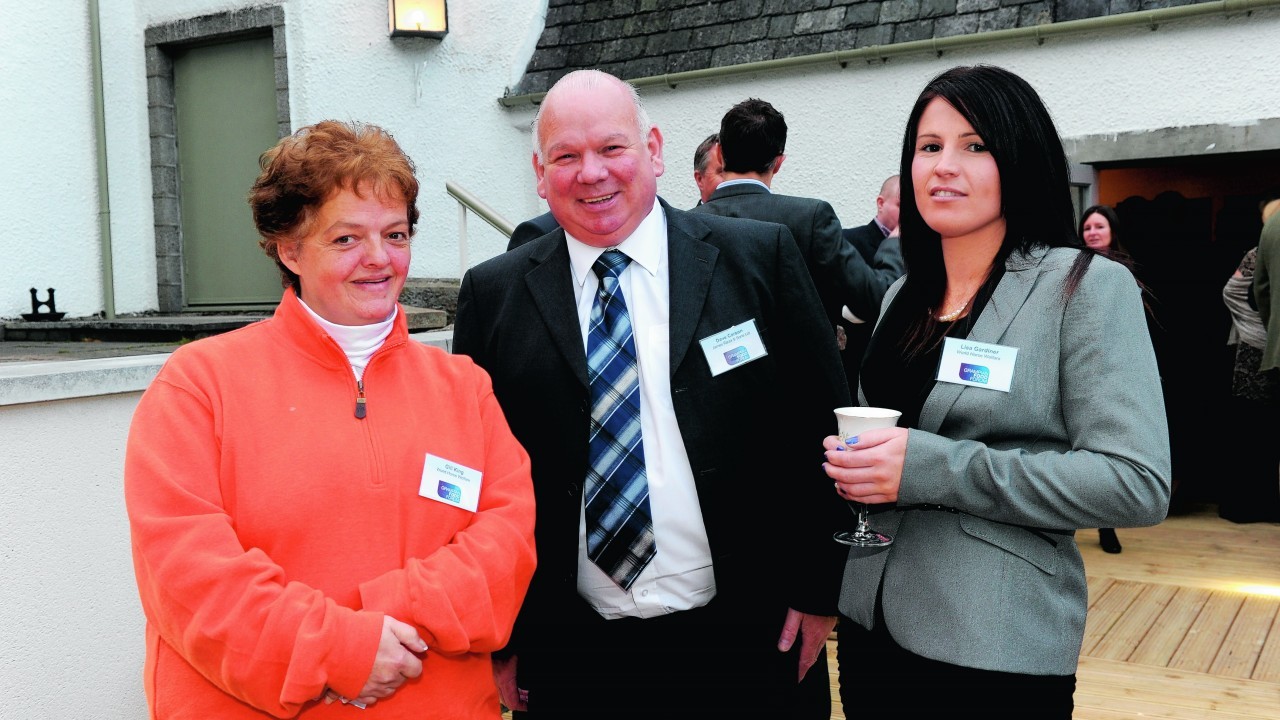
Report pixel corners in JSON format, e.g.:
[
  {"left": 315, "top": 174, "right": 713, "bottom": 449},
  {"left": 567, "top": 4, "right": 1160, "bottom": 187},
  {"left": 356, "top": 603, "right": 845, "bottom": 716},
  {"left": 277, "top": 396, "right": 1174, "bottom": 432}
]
[
  {"left": 896, "top": 65, "right": 1093, "bottom": 356},
  {"left": 1079, "top": 203, "right": 1159, "bottom": 320}
]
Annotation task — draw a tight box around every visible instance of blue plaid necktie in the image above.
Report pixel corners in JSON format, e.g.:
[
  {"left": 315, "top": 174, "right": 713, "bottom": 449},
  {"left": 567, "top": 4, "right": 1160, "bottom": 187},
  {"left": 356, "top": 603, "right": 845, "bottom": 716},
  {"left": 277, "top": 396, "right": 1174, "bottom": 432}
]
[{"left": 586, "top": 249, "right": 656, "bottom": 590}]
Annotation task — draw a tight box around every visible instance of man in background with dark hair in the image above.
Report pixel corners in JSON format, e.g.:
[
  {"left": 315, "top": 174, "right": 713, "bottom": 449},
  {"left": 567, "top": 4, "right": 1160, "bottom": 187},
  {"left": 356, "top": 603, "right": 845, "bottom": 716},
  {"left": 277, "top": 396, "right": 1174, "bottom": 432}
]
[{"left": 694, "top": 97, "right": 899, "bottom": 355}]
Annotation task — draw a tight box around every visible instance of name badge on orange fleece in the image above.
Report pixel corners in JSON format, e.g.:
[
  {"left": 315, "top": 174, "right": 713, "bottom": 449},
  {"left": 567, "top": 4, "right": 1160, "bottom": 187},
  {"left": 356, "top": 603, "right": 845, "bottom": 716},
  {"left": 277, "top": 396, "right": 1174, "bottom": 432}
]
[{"left": 420, "top": 454, "right": 481, "bottom": 512}]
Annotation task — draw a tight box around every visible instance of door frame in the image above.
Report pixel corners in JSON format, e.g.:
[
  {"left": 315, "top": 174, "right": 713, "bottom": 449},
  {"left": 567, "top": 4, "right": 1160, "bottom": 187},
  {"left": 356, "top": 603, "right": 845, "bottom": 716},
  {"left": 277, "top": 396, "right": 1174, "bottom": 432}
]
[{"left": 144, "top": 6, "right": 290, "bottom": 312}]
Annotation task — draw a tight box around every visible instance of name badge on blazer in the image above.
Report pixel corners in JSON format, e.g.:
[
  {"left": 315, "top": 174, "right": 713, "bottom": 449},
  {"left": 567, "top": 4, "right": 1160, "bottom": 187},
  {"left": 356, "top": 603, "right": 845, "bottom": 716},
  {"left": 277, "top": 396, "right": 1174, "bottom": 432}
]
[
  {"left": 699, "top": 319, "right": 769, "bottom": 376},
  {"left": 420, "top": 453, "right": 482, "bottom": 512},
  {"left": 936, "top": 337, "right": 1017, "bottom": 392}
]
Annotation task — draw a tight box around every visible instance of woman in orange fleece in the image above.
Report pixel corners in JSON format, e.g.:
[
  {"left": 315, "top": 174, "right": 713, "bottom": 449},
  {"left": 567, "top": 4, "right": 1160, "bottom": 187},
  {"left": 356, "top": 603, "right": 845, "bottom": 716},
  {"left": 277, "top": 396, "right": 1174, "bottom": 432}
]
[{"left": 124, "top": 120, "right": 536, "bottom": 719}]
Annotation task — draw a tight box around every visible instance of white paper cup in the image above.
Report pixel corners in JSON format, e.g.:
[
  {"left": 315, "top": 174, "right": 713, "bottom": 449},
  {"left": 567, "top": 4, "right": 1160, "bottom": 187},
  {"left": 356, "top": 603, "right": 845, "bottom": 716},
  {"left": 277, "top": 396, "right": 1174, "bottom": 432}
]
[{"left": 834, "top": 406, "right": 902, "bottom": 440}]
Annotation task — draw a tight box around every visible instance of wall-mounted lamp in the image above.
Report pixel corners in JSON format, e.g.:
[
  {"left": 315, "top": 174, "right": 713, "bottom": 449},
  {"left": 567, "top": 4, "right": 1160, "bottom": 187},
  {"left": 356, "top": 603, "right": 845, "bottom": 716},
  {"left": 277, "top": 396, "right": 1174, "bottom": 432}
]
[{"left": 389, "top": 0, "right": 448, "bottom": 39}]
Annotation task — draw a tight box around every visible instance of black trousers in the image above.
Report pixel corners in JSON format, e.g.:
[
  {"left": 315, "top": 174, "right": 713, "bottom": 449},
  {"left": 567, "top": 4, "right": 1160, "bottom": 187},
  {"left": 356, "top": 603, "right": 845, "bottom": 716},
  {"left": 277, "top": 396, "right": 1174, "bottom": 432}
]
[
  {"left": 514, "top": 596, "right": 827, "bottom": 720},
  {"left": 837, "top": 613, "right": 1075, "bottom": 720}
]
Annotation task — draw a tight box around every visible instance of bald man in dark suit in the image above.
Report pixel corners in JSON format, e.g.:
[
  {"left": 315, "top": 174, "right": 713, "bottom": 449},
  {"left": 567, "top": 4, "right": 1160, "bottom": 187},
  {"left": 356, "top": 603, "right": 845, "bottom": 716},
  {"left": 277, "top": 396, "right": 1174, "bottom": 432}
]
[{"left": 455, "top": 71, "right": 849, "bottom": 720}]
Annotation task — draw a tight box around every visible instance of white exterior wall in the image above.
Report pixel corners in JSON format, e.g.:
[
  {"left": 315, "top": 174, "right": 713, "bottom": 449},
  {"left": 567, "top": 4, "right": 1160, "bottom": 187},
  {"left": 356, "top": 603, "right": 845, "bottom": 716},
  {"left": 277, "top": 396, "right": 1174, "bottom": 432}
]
[
  {"left": 0, "top": 391, "right": 148, "bottom": 718},
  {"left": 3, "top": 2, "right": 1279, "bottom": 320},
  {"left": 0, "top": 334, "right": 451, "bottom": 717}
]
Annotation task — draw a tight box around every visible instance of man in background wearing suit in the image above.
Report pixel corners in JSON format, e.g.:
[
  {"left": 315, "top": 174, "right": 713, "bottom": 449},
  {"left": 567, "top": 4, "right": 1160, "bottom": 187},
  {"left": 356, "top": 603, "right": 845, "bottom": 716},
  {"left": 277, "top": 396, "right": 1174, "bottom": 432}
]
[
  {"left": 839, "top": 175, "right": 905, "bottom": 394},
  {"left": 692, "top": 132, "right": 723, "bottom": 206},
  {"left": 843, "top": 175, "right": 900, "bottom": 265},
  {"left": 693, "top": 98, "right": 900, "bottom": 352},
  {"left": 453, "top": 70, "right": 850, "bottom": 719}
]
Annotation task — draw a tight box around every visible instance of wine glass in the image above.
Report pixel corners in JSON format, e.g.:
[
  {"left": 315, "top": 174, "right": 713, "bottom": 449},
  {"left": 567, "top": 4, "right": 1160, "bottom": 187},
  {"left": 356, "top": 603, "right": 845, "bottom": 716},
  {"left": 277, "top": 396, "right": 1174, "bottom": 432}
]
[{"left": 832, "top": 406, "right": 902, "bottom": 547}]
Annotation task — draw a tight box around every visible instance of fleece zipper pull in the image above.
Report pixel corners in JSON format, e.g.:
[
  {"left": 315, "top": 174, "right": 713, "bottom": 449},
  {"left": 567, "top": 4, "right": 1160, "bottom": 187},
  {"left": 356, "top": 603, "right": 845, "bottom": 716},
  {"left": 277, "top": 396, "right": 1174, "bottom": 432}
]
[{"left": 355, "top": 380, "right": 367, "bottom": 419}]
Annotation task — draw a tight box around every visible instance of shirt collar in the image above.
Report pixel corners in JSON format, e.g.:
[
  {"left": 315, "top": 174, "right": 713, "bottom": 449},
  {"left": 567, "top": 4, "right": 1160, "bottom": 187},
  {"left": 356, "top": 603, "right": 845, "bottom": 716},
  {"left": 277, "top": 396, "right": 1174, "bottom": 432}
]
[
  {"left": 566, "top": 198, "right": 665, "bottom": 287},
  {"left": 716, "top": 178, "right": 770, "bottom": 193}
]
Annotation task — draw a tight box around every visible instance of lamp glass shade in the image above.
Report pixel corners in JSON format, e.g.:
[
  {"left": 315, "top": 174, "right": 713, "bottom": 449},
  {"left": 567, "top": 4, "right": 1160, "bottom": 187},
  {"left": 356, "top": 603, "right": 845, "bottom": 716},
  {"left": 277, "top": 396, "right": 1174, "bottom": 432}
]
[{"left": 389, "top": 0, "right": 447, "bottom": 38}]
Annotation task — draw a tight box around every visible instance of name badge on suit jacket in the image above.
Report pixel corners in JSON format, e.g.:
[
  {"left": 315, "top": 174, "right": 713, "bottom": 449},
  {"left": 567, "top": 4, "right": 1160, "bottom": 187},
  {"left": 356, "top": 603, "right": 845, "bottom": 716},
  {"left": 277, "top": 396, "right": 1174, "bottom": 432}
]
[
  {"left": 936, "top": 337, "right": 1017, "bottom": 392},
  {"left": 699, "top": 319, "right": 769, "bottom": 376}
]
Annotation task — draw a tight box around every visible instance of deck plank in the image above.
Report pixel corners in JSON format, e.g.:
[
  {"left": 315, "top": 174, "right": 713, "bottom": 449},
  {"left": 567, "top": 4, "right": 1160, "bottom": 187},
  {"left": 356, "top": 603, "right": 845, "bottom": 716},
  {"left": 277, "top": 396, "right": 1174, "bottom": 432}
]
[
  {"left": 1210, "top": 596, "right": 1280, "bottom": 679},
  {"left": 1076, "top": 656, "right": 1280, "bottom": 719},
  {"left": 1252, "top": 607, "right": 1280, "bottom": 683},
  {"left": 1168, "top": 590, "right": 1246, "bottom": 673},
  {"left": 1090, "top": 582, "right": 1178, "bottom": 661},
  {"left": 1081, "top": 579, "right": 1146, "bottom": 655},
  {"left": 1127, "top": 586, "right": 1211, "bottom": 667}
]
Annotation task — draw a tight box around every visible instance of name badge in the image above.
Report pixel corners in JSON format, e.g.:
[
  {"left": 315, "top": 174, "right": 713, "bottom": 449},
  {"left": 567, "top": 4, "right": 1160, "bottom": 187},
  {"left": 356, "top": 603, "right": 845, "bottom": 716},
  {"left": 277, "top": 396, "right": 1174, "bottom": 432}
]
[
  {"left": 699, "top": 319, "right": 769, "bottom": 376},
  {"left": 419, "top": 453, "right": 482, "bottom": 512},
  {"left": 936, "top": 337, "right": 1017, "bottom": 392}
]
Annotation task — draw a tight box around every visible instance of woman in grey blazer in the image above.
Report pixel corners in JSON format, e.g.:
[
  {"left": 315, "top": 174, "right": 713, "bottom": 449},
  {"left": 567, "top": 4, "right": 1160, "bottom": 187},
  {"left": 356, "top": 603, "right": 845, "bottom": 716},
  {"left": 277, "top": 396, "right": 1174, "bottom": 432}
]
[{"left": 823, "top": 65, "right": 1171, "bottom": 718}]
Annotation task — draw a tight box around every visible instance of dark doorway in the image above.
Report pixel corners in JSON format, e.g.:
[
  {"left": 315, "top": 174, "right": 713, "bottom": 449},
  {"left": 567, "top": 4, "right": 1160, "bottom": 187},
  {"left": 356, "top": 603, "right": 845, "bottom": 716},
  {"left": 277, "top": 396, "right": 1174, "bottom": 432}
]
[{"left": 1092, "top": 151, "right": 1280, "bottom": 510}]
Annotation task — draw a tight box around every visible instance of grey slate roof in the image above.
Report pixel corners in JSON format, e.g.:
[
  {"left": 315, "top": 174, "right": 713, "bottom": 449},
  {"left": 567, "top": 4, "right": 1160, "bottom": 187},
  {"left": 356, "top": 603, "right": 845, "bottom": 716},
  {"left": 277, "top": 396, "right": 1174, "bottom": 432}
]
[{"left": 509, "top": 0, "right": 1209, "bottom": 97}]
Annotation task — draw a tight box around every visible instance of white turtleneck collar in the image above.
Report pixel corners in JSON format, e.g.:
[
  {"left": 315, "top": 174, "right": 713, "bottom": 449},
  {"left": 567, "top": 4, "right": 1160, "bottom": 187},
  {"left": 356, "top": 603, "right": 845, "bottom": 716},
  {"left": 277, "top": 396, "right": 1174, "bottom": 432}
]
[{"left": 296, "top": 298, "right": 397, "bottom": 380}]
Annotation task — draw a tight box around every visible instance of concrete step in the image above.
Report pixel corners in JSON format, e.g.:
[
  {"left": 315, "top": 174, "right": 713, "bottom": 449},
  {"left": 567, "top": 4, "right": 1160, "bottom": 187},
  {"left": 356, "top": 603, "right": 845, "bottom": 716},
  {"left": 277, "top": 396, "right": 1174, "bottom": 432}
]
[{"left": 403, "top": 305, "right": 448, "bottom": 331}]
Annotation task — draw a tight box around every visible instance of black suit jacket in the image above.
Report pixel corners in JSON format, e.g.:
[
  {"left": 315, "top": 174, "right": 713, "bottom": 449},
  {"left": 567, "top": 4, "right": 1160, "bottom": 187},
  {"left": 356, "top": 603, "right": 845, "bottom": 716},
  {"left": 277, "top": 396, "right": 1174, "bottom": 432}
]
[
  {"left": 842, "top": 219, "right": 886, "bottom": 264},
  {"left": 453, "top": 198, "right": 850, "bottom": 674},
  {"left": 693, "top": 183, "right": 900, "bottom": 328},
  {"left": 506, "top": 210, "right": 560, "bottom": 251}
]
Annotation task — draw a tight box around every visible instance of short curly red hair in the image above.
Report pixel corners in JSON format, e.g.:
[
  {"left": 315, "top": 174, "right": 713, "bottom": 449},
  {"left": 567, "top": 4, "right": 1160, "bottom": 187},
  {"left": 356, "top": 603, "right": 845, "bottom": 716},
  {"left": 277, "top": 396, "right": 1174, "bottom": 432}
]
[{"left": 249, "top": 120, "right": 420, "bottom": 291}]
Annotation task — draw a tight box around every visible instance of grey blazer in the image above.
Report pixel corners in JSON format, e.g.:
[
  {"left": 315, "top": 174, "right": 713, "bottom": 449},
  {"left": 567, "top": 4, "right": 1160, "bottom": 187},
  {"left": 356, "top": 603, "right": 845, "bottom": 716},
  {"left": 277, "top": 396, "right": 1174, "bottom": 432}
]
[{"left": 840, "top": 246, "right": 1171, "bottom": 675}]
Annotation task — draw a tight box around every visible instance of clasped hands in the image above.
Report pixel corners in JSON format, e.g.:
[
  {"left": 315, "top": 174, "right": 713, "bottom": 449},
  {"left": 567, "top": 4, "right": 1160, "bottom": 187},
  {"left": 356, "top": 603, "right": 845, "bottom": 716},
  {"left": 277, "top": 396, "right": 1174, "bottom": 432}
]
[{"left": 324, "top": 616, "right": 427, "bottom": 708}]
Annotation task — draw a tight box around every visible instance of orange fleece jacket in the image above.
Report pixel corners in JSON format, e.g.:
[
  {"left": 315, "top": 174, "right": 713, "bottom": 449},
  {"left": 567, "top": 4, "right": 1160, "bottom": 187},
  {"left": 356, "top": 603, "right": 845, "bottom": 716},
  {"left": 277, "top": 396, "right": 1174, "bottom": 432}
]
[{"left": 125, "top": 290, "right": 536, "bottom": 718}]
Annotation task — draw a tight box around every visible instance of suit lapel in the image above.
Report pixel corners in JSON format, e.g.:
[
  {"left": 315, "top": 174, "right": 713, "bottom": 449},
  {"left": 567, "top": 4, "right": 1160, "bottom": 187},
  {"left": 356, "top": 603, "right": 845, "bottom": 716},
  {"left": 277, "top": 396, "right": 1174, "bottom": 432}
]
[
  {"left": 525, "top": 232, "right": 590, "bottom": 388},
  {"left": 917, "top": 248, "right": 1047, "bottom": 433},
  {"left": 666, "top": 204, "right": 718, "bottom": 375}
]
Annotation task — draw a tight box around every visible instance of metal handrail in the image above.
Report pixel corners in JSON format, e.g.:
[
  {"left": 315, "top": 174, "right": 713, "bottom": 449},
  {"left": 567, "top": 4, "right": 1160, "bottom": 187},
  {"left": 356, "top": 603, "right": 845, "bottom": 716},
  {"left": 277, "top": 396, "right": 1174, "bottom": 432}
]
[{"left": 445, "top": 181, "right": 516, "bottom": 277}]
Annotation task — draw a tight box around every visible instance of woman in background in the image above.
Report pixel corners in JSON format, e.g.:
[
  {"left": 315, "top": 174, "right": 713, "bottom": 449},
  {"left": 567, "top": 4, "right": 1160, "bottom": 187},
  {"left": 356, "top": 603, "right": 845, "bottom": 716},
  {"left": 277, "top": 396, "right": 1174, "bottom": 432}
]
[
  {"left": 1078, "top": 204, "right": 1130, "bottom": 553},
  {"left": 823, "top": 65, "right": 1170, "bottom": 717},
  {"left": 1218, "top": 196, "right": 1280, "bottom": 522},
  {"left": 125, "top": 120, "right": 536, "bottom": 719}
]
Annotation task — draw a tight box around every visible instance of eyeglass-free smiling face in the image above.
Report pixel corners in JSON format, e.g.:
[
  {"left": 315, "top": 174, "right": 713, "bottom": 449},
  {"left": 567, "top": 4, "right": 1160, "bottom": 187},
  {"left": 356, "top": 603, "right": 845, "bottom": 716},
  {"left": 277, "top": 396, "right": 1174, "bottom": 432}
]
[
  {"left": 911, "top": 97, "right": 1005, "bottom": 246},
  {"left": 533, "top": 77, "right": 665, "bottom": 249},
  {"left": 279, "top": 185, "right": 411, "bottom": 326}
]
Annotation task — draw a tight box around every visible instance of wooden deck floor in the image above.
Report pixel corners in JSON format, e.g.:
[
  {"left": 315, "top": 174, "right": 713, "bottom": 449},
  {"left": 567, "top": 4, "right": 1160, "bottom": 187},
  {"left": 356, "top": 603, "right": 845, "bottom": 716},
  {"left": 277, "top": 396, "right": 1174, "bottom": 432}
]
[
  {"left": 501, "top": 506, "right": 1278, "bottom": 719},
  {"left": 825, "top": 505, "right": 1280, "bottom": 719}
]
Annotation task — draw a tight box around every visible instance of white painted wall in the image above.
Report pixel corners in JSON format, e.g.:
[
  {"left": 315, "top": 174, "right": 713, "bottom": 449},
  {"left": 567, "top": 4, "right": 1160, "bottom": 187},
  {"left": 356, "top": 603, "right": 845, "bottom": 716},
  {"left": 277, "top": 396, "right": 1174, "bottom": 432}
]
[
  {"left": 0, "top": 334, "right": 451, "bottom": 717},
  {"left": 0, "top": 391, "right": 148, "bottom": 718},
  {"left": 1, "top": 1, "right": 106, "bottom": 321},
  {"left": 3, "top": 1, "right": 1279, "bottom": 320}
]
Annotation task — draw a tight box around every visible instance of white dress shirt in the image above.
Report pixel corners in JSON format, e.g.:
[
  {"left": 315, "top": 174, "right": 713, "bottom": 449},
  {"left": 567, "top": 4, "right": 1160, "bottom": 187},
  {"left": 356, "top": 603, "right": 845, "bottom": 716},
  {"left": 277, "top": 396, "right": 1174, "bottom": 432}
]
[{"left": 564, "top": 198, "right": 716, "bottom": 619}]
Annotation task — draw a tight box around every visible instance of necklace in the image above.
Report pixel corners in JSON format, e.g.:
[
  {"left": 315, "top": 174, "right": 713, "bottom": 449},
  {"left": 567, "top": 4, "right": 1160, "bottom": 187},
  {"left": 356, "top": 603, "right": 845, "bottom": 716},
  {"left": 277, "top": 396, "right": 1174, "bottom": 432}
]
[{"left": 935, "top": 298, "right": 969, "bottom": 322}]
